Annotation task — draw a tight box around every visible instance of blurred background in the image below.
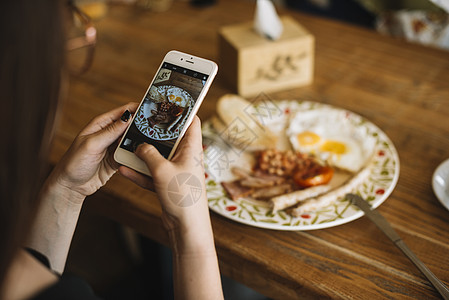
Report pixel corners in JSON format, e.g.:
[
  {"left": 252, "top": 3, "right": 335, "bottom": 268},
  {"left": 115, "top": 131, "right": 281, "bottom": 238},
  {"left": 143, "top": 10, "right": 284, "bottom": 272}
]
[
  {"left": 64, "top": 1, "right": 449, "bottom": 299},
  {"left": 75, "top": 0, "right": 449, "bottom": 50}
]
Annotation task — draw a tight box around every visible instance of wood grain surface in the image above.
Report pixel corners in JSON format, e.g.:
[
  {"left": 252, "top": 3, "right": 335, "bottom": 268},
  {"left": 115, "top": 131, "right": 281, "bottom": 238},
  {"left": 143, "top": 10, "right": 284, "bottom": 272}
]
[{"left": 51, "top": 1, "right": 449, "bottom": 299}]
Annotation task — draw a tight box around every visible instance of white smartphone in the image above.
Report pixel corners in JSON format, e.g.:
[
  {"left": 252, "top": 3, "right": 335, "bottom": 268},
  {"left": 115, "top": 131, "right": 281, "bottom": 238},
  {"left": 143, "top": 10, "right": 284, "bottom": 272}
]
[{"left": 114, "top": 50, "right": 218, "bottom": 176}]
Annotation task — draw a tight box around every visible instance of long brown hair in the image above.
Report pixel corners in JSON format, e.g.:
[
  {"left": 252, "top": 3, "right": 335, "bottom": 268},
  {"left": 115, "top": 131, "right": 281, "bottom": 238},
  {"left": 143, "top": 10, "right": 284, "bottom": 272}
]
[{"left": 0, "top": 0, "right": 65, "bottom": 288}]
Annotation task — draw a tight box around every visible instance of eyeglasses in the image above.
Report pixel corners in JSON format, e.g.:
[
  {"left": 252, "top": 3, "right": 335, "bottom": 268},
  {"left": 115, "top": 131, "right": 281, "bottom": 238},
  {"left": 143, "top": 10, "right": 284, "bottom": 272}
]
[{"left": 66, "top": 1, "right": 97, "bottom": 75}]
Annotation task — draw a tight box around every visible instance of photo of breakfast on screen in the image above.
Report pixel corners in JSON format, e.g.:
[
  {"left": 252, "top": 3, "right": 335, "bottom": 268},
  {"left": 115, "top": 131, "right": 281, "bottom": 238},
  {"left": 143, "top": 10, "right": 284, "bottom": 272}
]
[{"left": 134, "top": 85, "right": 193, "bottom": 141}]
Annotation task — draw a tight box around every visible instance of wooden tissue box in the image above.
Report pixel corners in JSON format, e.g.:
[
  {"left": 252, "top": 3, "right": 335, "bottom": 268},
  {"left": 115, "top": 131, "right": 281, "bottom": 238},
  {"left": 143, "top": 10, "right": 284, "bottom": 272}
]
[{"left": 218, "top": 16, "right": 314, "bottom": 97}]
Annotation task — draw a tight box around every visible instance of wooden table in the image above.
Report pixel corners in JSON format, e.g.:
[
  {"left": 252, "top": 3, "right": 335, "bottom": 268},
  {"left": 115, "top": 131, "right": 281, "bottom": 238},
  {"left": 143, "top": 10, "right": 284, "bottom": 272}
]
[{"left": 52, "top": 1, "right": 449, "bottom": 298}]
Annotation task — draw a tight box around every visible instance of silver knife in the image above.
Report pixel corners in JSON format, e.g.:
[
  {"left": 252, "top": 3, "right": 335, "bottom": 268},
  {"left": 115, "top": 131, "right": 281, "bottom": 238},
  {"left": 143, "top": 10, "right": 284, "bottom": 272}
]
[{"left": 346, "top": 193, "right": 449, "bottom": 300}]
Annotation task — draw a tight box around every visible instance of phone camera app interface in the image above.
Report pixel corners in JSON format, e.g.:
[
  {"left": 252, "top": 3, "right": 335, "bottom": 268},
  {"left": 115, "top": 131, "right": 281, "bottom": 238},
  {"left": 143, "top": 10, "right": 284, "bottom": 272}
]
[{"left": 120, "top": 62, "right": 209, "bottom": 158}]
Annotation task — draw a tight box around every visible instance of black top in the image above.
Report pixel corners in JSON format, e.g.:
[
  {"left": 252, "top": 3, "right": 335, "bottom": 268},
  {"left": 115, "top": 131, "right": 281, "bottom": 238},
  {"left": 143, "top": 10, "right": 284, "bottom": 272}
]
[{"left": 26, "top": 249, "right": 101, "bottom": 300}]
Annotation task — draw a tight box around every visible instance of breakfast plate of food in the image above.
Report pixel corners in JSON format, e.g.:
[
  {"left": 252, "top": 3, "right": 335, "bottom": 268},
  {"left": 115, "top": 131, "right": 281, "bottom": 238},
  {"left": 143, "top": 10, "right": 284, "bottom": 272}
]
[
  {"left": 135, "top": 85, "right": 193, "bottom": 140},
  {"left": 203, "top": 94, "right": 400, "bottom": 230}
]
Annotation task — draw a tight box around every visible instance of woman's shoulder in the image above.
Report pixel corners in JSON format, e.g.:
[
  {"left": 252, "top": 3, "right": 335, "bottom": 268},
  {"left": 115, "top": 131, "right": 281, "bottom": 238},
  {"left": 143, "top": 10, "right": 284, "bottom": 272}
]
[
  {"left": 25, "top": 249, "right": 101, "bottom": 300},
  {"left": 3, "top": 249, "right": 100, "bottom": 300},
  {"left": 31, "top": 274, "right": 101, "bottom": 300},
  {"left": 3, "top": 249, "right": 57, "bottom": 300}
]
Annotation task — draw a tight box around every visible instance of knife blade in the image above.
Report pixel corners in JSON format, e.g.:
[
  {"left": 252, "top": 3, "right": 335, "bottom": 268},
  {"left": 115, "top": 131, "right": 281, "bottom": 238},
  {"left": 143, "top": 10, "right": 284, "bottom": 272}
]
[{"left": 346, "top": 193, "right": 449, "bottom": 299}]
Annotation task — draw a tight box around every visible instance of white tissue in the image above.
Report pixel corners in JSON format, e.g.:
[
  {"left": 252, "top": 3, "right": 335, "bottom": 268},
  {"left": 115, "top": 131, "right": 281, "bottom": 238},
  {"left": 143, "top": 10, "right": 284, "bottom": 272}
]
[{"left": 254, "top": 0, "right": 283, "bottom": 40}]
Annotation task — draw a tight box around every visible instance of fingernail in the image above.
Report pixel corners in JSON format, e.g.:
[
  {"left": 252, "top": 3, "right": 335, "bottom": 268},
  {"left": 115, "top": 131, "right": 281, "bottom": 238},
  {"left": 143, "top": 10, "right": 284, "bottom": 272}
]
[{"left": 121, "top": 110, "right": 131, "bottom": 122}]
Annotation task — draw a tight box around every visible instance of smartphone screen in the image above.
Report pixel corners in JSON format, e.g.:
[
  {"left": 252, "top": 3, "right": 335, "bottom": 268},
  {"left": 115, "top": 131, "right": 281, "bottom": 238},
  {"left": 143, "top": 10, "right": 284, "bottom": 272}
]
[{"left": 118, "top": 62, "right": 209, "bottom": 158}]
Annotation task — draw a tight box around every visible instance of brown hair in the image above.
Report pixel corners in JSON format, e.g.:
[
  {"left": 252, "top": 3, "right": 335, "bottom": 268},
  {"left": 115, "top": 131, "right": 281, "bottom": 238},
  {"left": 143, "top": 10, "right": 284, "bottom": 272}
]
[{"left": 0, "top": 0, "right": 65, "bottom": 288}]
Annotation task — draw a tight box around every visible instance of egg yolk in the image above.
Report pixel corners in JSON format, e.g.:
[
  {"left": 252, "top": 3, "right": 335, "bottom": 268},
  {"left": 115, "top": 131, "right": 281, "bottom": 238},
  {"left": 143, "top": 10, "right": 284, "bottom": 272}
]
[
  {"left": 168, "top": 94, "right": 175, "bottom": 101},
  {"left": 175, "top": 96, "right": 182, "bottom": 103},
  {"left": 297, "top": 131, "right": 321, "bottom": 146},
  {"left": 320, "top": 140, "right": 347, "bottom": 155}
]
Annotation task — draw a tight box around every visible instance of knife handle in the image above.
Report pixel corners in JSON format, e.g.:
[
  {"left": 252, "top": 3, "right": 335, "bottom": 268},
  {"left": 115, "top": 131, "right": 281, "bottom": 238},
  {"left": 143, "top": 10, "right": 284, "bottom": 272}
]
[{"left": 395, "top": 240, "right": 449, "bottom": 300}]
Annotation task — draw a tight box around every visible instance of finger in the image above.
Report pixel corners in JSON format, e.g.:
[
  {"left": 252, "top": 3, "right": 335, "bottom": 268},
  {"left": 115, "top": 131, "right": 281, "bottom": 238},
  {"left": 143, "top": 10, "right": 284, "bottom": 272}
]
[
  {"left": 88, "top": 111, "right": 133, "bottom": 152},
  {"left": 134, "top": 143, "right": 168, "bottom": 174},
  {"left": 105, "top": 141, "right": 121, "bottom": 170},
  {"left": 81, "top": 102, "right": 139, "bottom": 136},
  {"left": 172, "top": 116, "right": 203, "bottom": 162},
  {"left": 118, "top": 166, "right": 155, "bottom": 191}
]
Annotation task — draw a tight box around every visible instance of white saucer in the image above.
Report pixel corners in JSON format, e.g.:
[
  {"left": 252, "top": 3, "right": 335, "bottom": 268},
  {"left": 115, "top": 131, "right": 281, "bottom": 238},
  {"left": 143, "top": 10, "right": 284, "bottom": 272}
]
[{"left": 432, "top": 158, "right": 449, "bottom": 211}]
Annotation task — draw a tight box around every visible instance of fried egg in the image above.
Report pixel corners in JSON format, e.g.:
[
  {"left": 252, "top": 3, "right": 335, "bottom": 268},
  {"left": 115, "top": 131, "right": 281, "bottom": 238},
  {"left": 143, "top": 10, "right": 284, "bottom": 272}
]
[
  {"left": 287, "top": 108, "right": 375, "bottom": 173},
  {"left": 167, "top": 92, "right": 188, "bottom": 107}
]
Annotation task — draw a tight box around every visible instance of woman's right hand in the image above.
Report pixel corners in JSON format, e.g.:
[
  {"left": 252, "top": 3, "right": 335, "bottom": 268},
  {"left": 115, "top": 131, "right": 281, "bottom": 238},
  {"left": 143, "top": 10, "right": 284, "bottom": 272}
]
[
  {"left": 119, "top": 116, "right": 223, "bottom": 300},
  {"left": 118, "top": 116, "right": 210, "bottom": 241}
]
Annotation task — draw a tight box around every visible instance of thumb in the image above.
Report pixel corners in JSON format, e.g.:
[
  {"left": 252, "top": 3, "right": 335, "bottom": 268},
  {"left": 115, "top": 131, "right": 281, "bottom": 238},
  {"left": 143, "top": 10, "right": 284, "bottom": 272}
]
[
  {"left": 134, "top": 143, "right": 167, "bottom": 173},
  {"left": 91, "top": 113, "right": 131, "bottom": 151}
]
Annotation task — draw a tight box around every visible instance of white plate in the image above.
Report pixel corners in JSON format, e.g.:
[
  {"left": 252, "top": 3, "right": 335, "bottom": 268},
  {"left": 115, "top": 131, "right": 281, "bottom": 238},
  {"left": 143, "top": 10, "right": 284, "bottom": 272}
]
[
  {"left": 203, "top": 100, "right": 400, "bottom": 231},
  {"left": 432, "top": 158, "right": 449, "bottom": 211}
]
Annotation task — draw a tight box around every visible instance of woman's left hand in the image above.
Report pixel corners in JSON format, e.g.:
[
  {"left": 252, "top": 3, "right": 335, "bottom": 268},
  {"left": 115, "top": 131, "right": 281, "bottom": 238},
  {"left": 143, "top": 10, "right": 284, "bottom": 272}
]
[{"left": 48, "top": 102, "right": 138, "bottom": 202}]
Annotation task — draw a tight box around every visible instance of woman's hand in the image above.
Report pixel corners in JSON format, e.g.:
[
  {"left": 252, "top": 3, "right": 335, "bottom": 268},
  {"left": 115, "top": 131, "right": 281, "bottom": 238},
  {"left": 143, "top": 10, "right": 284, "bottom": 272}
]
[
  {"left": 48, "top": 102, "right": 138, "bottom": 203},
  {"left": 118, "top": 116, "right": 208, "bottom": 234},
  {"left": 119, "top": 116, "right": 223, "bottom": 300},
  {"left": 28, "top": 102, "right": 138, "bottom": 273}
]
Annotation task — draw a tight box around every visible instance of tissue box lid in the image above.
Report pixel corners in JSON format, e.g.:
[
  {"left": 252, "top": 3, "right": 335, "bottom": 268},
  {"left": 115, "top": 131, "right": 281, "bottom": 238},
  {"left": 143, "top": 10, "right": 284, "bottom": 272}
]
[{"left": 219, "top": 16, "right": 312, "bottom": 49}]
